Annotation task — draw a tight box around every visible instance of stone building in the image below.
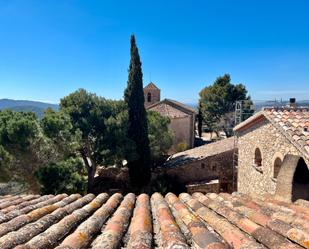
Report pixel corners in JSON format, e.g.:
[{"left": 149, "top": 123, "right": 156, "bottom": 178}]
[
  {"left": 144, "top": 82, "right": 196, "bottom": 149},
  {"left": 143, "top": 82, "right": 161, "bottom": 108},
  {"left": 234, "top": 107, "right": 309, "bottom": 202},
  {"left": 163, "top": 137, "right": 236, "bottom": 194}
]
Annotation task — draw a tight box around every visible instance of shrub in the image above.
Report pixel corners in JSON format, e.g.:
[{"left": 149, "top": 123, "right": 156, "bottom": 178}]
[
  {"left": 150, "top": 173, "right": 185, "bottom": 195},
  {"left": 176, "top": 142, "right": 188, "bottom": 152},
  {"left": 35, "top": 157, "right": 86, "bottom": 195}
]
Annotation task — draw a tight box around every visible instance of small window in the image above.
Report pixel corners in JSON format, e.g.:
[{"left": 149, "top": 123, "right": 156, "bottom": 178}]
[
  {"left": 201, "top": 163, "right": 205, "bottom": 169},
  {"left": 147, "top": 92, "right": 152, "bottom": 102},
  {"left": 273, "top": 157, "right": 282, "bottom": 178},
  {"left": 254, "top": 148, "right": 262, "bottom": 168}
]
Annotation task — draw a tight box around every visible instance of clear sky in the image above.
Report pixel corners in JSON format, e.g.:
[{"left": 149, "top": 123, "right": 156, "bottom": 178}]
[{"left": 0, "top": 0, "right": 308, "bottom": 104}]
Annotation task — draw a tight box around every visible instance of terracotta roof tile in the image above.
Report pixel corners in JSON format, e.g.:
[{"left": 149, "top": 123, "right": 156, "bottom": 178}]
[
  {"left": 164, "top": 137, "right": 235, "bottom": 168},
  {"left": 147, "top": 98, "right": 196, "bottom": 116},
  {"left": 0, "top": 192, "right": 308, "bottom": 248},
  {"left": 144, "top": 82, "right": 160, "bottom": 90},
  {"left": 235, "top": 107, "right": 309, "bottom": 159}
]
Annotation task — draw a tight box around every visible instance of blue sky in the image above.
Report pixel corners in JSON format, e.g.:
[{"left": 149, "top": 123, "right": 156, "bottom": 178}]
[{"left": 0, "top": 0, "right": 308, "bottom": 104}]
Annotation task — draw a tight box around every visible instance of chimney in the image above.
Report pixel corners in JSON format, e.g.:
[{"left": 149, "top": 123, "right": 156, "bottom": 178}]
[{"left": 289, "top": 98, "right": 296, "bottom": 108}]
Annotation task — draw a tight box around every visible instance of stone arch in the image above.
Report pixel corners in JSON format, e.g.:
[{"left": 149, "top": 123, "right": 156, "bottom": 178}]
[{"left": 275, "top": 155, "right": 309, "bottom": 202}]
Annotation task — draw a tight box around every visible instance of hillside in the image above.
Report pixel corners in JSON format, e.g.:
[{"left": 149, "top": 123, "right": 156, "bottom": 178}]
[{"left": 0, "top": 99, "right": 59, "bottom": 118}]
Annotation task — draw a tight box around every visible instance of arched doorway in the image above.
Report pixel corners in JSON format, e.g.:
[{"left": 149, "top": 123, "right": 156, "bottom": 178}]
[
  {"left": 276, "top": 155, "right": 309, "bottom": 202},
  {"left": 292, "top": 157, "right": 309, "bottom": 201}
]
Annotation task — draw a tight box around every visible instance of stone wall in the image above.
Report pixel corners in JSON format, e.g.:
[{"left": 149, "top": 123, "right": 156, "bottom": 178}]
[
  {"left": 165, "top": 150, "right": 235, "bottom": 193},
  {"left": 186, "top": 180, "right": 220, "bottom": 194},
  {"left": 144, "top": 88, "right": 160, "bottom": 107},
  {"left": 237, "top": 118, "right": 309, "bottom": 198},
  {"left": 170, "top": 116, "right": 194, "bottom": 149}
]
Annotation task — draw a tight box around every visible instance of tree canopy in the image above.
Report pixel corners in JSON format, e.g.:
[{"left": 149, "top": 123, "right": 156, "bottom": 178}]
[
  {"left": 199, "top": 74, "right": 253, "bottom": 137},
  {"left": 59, "top": 89, "right": 131, "bottom": 192}
]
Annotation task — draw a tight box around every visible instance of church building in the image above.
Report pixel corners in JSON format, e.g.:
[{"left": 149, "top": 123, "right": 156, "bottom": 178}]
[{"left": 143, "top": 82, "right": 196, "bottom": 150}]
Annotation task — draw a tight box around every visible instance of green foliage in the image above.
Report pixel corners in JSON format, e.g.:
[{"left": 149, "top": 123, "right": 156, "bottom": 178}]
[
  {"left": 176, "top": 142, "right": 188, "bottom": 152},
  {"left": 0, "top": 110, "right": 50, "bottom": 190},
  {"left": 40, "top": 108, "right": 79, "bottom": 158},
  {"left": 147, "top": 111, "right": 173, "bottom": 162},
  {"left": 124, "top": 35, "right": 151, "bottom": 188},
  {"left": 60, "top": 89, "right": 131, "bottom": 192},
  {"left": 0, "top": 145, "right": 12, "bottom": 181},
  {"left": 198, "top": 74, "right": 253, "bottom": 137},
  {"left": 0, "top": 110, "right": 38, "bottom": 148},
  {"left": 150, "top": 173, "right": 185, "bottom": 195},
  {"left": 35, "top": 157, "right": 86, "bottom": 195}
]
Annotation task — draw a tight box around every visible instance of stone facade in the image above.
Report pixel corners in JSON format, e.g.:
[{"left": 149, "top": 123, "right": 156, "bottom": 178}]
[
  {"left": 163, "top": 138, "right": 236, "bottom": 194},
  {"left": 143, "top": 82, "right": 161, "bottom": 108},
  {"left": 186, "top": 179, "right": 220, "bottom": 194},
  {"left": 167, "top": 114, "right": 194, "bottom": 149},
  {"left": 236, "top": 117, "right": 309, "bottom": 199},
  {"left": 165, "top": 151, "right": 235, "bottom": 193},
  {"left": 146, "top": 97, "right": 196, "bottom": 149}
]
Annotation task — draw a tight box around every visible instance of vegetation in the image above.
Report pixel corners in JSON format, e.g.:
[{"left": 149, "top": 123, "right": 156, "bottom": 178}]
[
  {"left": 0, "top": 91, "right": 173, "bottom": 194},
  {"left": 124, "top": 35, "right": 152, "bottom": 188},
  {"left": 0, "top": 35, "right": 174, "bottom": 194},
  {"left": 35, "top": 157, "right": 86, "bottom": 194},
  {"left": 198, "top": 74, "right": 253, "bottom": 137},
  {"left": 59, "top": 89, "right": 135, "bottom": 192},
  {"left": 0, "top": 110, "right": 52, "bottom": 190},
  {"left": 176, "top": 142, "right": 189, "bottom": 152},
  {"left": 150, "top": 173, "right": 185, "bottom": 195},
  {"left": 147, "top": 111, "right": 173, "bottom": 164}
]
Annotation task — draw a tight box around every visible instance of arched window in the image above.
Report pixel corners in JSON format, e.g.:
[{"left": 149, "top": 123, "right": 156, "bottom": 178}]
[
  {"left": 254, "top": 148, "right": 262, "bottom": 168},
  {"left": 147, "top": 92, "right": 152, "bottom": 102},
  {"left": 273, "top": 157, "right": 282, "bottom": 178}
]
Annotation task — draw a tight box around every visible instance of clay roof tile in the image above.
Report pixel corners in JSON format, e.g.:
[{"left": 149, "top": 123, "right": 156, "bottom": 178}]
[{"left": 1, "top": 192, "right": 308, "bottom": 248}]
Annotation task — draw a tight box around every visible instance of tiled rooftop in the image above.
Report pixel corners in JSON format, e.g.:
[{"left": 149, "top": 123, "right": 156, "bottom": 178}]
[
  {"left": 147, "top": 98, "right": 196, "bottom": 118},
  {"left": 0, "top": 192, "right": 308, "bottom": 248},
  {"left": 148, "top": 102, "right": 190, "bottom": 118},
  {"left": 164, "top": 137, "right": 235, "bottom": 168},
  {"left": 264, "top": 107, "right": 309, "bottom": 157},
  {"left": 234, "top": 107, "right": 309, "bottom": 159}
]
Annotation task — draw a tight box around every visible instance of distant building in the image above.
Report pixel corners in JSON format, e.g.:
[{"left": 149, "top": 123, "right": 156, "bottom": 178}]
[
  {"left": 144, "top": 82, "right": 196, "bottom": 149},
  {"left": 234, "top": 106, "right": 309, "bottom": 202}
]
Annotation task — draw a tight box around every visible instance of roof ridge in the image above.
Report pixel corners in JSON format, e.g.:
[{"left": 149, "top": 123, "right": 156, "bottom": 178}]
[{"left": 263, "top": 106, "right": 309, "bottom": 111}]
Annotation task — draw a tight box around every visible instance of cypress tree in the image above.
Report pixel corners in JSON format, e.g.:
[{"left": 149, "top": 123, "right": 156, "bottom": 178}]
[{"left": 124, "top": 35, "right": 151, "bottom": 189}]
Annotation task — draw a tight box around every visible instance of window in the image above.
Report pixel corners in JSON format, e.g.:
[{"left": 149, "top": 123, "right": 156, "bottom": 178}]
[
  {"left": 273, "top": 157, "right": 282, "bottom": 178},
  {"left": 147, "top": 92, "right": 152, "bottom": 102},
  {"left": 254, "top": 148, "right": 262, "bottom": 170}
]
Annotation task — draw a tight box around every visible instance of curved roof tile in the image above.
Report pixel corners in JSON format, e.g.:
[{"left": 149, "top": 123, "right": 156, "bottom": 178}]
[{"left": 0, "top": 192, "right": 308, "bottom": 248}]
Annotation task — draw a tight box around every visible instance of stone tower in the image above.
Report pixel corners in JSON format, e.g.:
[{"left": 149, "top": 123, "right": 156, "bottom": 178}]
[{"left": 143, "top": 82, "right": 160, "bottom": 107}]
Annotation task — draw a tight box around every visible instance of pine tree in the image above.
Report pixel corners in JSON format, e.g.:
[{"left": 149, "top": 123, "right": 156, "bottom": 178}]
[{"left": 124, "top": 35, "right": 151, "bottom": 189}]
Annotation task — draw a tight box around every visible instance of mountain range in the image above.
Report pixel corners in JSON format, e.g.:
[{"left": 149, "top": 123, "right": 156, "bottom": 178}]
[
  {"left": 1, "top": 99, "right": 309, "bottom": 119},
  {"left": 0, "top": 99, "right": 58, "bottom": 118}
]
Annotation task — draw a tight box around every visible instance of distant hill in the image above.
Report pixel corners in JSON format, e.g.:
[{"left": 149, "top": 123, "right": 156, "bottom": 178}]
[{"left": 0, "top": 99, "right": 59, "bottom": 118}]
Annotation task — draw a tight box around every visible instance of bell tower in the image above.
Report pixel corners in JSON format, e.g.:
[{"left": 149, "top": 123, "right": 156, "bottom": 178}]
[{"left": 143, "top": 82, "right": 161, "bottom": 107}]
